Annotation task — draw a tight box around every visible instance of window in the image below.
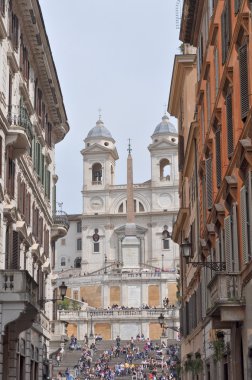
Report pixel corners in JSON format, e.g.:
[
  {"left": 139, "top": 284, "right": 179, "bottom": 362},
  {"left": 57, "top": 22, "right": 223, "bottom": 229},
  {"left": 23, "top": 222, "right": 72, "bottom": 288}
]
[
  {"left": 77, "top": 238, "right": 82, "bottom": 251},
  {"left": 240, "top": 172, "right": 252, "bottom": 263},
  {"left": 60, "top": 257, "right": 66, "bottom": 266},
  {"left": 94, "top": 242, "right": 100, "bottom": 253},
  {"left": 224, "top": 204, "right": 239, "bottom": 272},
  {"left": 61, "top": 239, "right": 66, "bottom": 246},
  {"left": 234, "top": 0, "right": 241, "bottom": 14},
  {"left": 74, "top": 257, "right": 82, "bottom": 268},
  {"left": 215, "top": 126, "right": 222, "bottom": 188},
  {"left": 0, "top": 135, "right": 2, "bottom": 177},
  {"left": 160, "top": 159, "right": 171, "bottom": 181},
  {"left": 10, "top": 12, "right": 19, "bottom": 51},
  {"left": 92, "top": 163, "right": 102, "bottom": 184},
  {"left": 163, "top": 239, "right": 170, "bottom": 250},
  {"left": 214, "top": 47, "right": 219, "bottom": 97},
  {"left": 226, "top": 89, "right": 233, "bottom": 158},
  {"left": 178, "top": 135, "right": 184, "bottom": 172},
  {"left": 206, "top": 76, "right": 211, "bottom": 126},
  {"left": 205, "top": 156, "right": 213, "bottom": 210},
  {"left": 0, "top": 0, "right": 5, "bottom": 16},
  {"left": 221, "top": 0, "right": 231, "bottom": 65},
  {"left": 139, "top": 202, "right": 144, "bottom": 212},
  {"left": 77, "top": 221, "right": 82, "bottom": 233},
  {"left": 239, "top": 43, "right": 249, "bottom": 121},
  {"left": 118, "top": 203, "right": 123, "bottom": 213}
]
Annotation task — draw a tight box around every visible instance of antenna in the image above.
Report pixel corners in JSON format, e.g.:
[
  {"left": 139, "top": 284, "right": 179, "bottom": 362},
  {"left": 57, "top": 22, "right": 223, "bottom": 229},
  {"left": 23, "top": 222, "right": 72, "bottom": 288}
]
[{"left": 176, "top": 0, "right": 182, "bottom": 30}]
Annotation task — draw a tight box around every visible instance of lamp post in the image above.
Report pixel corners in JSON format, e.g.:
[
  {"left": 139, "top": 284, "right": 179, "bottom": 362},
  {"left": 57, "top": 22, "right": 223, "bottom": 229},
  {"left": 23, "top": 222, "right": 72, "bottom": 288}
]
[
  {"left": 89, "top": 311, "right": 94, "bottom": 338},
  {"left": 158, "top": 312, "right": 180, "bottom": 335},
  {"left": 39, "top": 282, "right": 67, "bottom": 307}
]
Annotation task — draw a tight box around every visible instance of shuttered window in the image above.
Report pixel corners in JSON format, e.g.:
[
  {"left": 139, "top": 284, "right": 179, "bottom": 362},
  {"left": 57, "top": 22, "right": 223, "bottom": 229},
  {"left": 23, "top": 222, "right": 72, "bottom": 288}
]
[
  {"left": 240, "top": 186, "right": 249, "bottom": 264},
  {"left": 214, "top": 47, "right": 219, "bottom": 97},
  {"left": 226, "top": 92, "right": 233, "bottom": 158},
  {"left": 201, "top": 105, "right": 205, "bottom": 144},
  {"left": 12, "top": 231, "right": 20, "bottom": 269},
  {"left": 215, "top": 237, "right": 220, "bottom": 261},
  {"left": 224, "top": 215, "right": 232, "bottom": 271},
  {"left": 239, "top": 43, "right": 249, "bottom": 121},
  {"left": 234, "top": 0, "right": 241, "bottom": 14},
  {"left": 206, "top": 77, "right": 211, "bottom": 126},
  {"left": 221, "top": 1, "right": 231, "bottom": 65},
  {"left": 240, "top": 172, "right": 252, "bottom": 264},
  {"left": 215, "top": 128, "right": 222, "bottom": 188},
  {"left": 0, "top": 0, "right": 5, "bottom": 16},
  {"left": 178, "top": 134, "right": 184, "bottom": 172},
  {"left": 0, "top": 135, "right": 2, "bottom": 178},
  {"left": 232, "top": 204, "right": 239, "bottom": 272},
  {"left": 224, "top": 206, "right": 239, "bottom": 272},
  {"left": 205, "top": 157, "right": 213, "bottom": 210}
]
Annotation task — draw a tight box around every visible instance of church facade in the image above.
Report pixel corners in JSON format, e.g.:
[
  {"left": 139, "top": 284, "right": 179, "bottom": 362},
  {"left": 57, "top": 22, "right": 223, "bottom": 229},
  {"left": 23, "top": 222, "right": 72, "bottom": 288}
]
[{"left": 54, "top": 115, "right": 180, "bottom": 341}]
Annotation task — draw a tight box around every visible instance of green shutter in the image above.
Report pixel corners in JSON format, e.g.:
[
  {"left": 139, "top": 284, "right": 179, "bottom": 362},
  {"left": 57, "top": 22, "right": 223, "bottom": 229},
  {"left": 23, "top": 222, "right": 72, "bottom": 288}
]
[
  {"left": 239, "top": 44, "right": 249, "bottom": 121},
  {"left": 226, "top": 93, "right": 233, "bottom": 158},
  {"left": 240, "top": 186, "right": 249, "bottom": 264},
  {"left": 215, "top": 238, "right": 220, "bottom": 262},
  {"left": 205, "top": 157, "right": 213, "bottom": 210},
  {"left": 41, "top": 155, "right": 45, "bottom": 185},
  {"left": 234, "top": 0, "right": 240, "bottom": 14},
  {"left": 215, "top": 128, "right": 222, "bottom": 187},
  {"left": 232, "top": 203, "right": 239, "bottom": 272},
  {"left": 221, "top": 9, "right": 226, "bottom": 64},
  {"left": 224, "top": 215, "right": 233, "bottom": 272}
]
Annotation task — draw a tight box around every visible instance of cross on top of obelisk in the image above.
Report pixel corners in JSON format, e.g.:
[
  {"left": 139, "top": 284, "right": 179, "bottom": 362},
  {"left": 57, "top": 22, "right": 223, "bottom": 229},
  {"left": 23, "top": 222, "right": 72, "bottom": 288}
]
[{"left": 127, "top": 138, "right": 132, "bottom": 154}]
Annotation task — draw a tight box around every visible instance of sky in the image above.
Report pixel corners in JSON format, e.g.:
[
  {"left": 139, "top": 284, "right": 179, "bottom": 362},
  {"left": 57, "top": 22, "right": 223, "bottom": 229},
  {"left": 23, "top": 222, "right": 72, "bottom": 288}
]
[{"left": 39, "top": 0, "right": 181, "bottom": 214}]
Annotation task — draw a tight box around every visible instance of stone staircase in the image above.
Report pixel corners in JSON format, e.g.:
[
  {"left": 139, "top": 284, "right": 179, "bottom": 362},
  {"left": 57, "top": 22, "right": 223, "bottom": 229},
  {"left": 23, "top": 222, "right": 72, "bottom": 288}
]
[{"left": 52, "top": 339, "right": 162, "bottom": 379}]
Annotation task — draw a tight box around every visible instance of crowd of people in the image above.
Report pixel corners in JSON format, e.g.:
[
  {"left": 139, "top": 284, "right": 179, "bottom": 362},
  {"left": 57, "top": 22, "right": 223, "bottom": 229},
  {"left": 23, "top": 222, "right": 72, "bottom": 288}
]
[{"left": 55, "top": 334, "right": 180, "bottom": 380}]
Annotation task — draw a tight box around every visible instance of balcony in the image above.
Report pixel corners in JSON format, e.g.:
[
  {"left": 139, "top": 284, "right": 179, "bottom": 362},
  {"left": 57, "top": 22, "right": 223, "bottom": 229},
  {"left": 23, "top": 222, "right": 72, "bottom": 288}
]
[
  {"left": 6, "top": 106, "right": 33, "bottom": 158},
  {"left": 51, "top": 210, "right": 69, "bottom": 242},
  {"left": 207, "top": 273, "right": 245, "bottom": 324},
  {"left": 58, "top": 307, "right": 179, "bottom": 324},
  {"left": 0, "top": 270, "right": 39, "bottom": 335}
]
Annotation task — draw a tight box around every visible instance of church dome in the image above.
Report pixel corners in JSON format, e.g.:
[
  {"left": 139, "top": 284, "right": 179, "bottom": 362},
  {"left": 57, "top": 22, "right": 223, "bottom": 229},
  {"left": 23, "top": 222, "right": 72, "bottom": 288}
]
[
  {"left": 87, "top": 119, "right": 113, "bottom": 139},
  {"left": 153, "top": 114, "right": 177, "bottom": 135}
]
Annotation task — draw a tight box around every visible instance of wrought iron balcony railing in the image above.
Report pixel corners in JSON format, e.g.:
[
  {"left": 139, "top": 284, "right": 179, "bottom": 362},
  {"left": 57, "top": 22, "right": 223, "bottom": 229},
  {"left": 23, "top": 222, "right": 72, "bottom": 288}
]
[{"left": 7, "top": 105, "right": 33, "bottom": 142}]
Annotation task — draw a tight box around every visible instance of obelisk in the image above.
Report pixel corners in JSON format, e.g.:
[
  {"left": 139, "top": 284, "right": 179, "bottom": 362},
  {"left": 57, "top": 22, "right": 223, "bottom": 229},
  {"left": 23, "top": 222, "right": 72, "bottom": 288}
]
[{"left": 122, "top": 140, "right": 140, "bottom": 268}]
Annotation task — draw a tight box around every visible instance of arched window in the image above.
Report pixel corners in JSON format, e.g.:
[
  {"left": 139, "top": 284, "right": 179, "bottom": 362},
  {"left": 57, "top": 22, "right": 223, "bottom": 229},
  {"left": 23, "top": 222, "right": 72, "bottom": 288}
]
[
  {"left": 139, "top": 202, "right": 144, "bottom": 212},
  {"left": 74, "top": 257, "right": 82, "bottom": 268},
  {"left": 162, "top": 226, "right": 170, "bottom": 250},
  {"left": 92, "top": 163, "right": 102, "bottom": 184},
  {"left": 118, "top": 203, "right": 123, "bottom": 213},
  {"left": 60, "top": 257, "right": 66, "bottom": 266},
  {"left": 160, "top": 159, "right": 171, "bottom": 181}
]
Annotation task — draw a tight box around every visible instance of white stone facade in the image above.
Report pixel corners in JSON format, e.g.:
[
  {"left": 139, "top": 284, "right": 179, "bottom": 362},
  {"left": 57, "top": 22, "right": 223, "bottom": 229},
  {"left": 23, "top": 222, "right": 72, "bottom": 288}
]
[
  {"left": 0, "top": 1, "right": 69, "bottom": 378},
  {"left": 55, "top": 115, "right": 180, "bottom": 341}
]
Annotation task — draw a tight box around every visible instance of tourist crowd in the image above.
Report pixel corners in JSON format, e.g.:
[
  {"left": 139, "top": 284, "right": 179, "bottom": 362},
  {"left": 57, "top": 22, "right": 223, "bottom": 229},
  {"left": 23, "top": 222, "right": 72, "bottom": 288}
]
[{"left": 55, "top": 334, "right": 180, "bottom": 380}]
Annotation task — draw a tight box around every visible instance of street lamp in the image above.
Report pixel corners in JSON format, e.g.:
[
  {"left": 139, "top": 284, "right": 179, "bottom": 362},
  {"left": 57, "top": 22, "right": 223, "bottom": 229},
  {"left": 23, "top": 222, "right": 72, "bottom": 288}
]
[
  {"left": 89, "top": 311, "right": 94, "bottom": 338},
  {"left": 158, "top": 313, "right": 180, "bottom": 334},
  {"left": 181, "top": 240, "right": 226, "bottom": 271},
  {"left": 39, "top": 282, "right": 67, "bottom": 307}
]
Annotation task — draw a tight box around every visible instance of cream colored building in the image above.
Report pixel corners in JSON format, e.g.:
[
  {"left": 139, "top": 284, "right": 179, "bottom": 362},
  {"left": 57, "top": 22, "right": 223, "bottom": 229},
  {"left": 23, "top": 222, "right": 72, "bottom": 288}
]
[
  {"left": 54, "top": 115, "right": 180, "bottom": 341},
  {"left": 0, "top": 1, "right": 69, "bottom": 378}
]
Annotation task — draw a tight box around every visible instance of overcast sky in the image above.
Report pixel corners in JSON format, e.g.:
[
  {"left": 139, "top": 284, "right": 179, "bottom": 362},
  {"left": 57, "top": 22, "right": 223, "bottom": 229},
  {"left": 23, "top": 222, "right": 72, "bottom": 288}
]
[{"left": 39, "top": 0, "right": 180, "bottom": 214}]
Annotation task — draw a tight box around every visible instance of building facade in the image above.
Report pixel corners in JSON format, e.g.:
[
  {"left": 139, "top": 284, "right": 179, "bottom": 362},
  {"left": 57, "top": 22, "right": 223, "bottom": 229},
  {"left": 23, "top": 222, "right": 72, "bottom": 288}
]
[
  {"left": 0, "top": 1, "right": 69, "bottom": 379},
  {"left": 169, "top": 0, "right": 252, "bottom": 379},
  {"left": 54, "top": 115, "right": 180, "bottom": 341}
]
